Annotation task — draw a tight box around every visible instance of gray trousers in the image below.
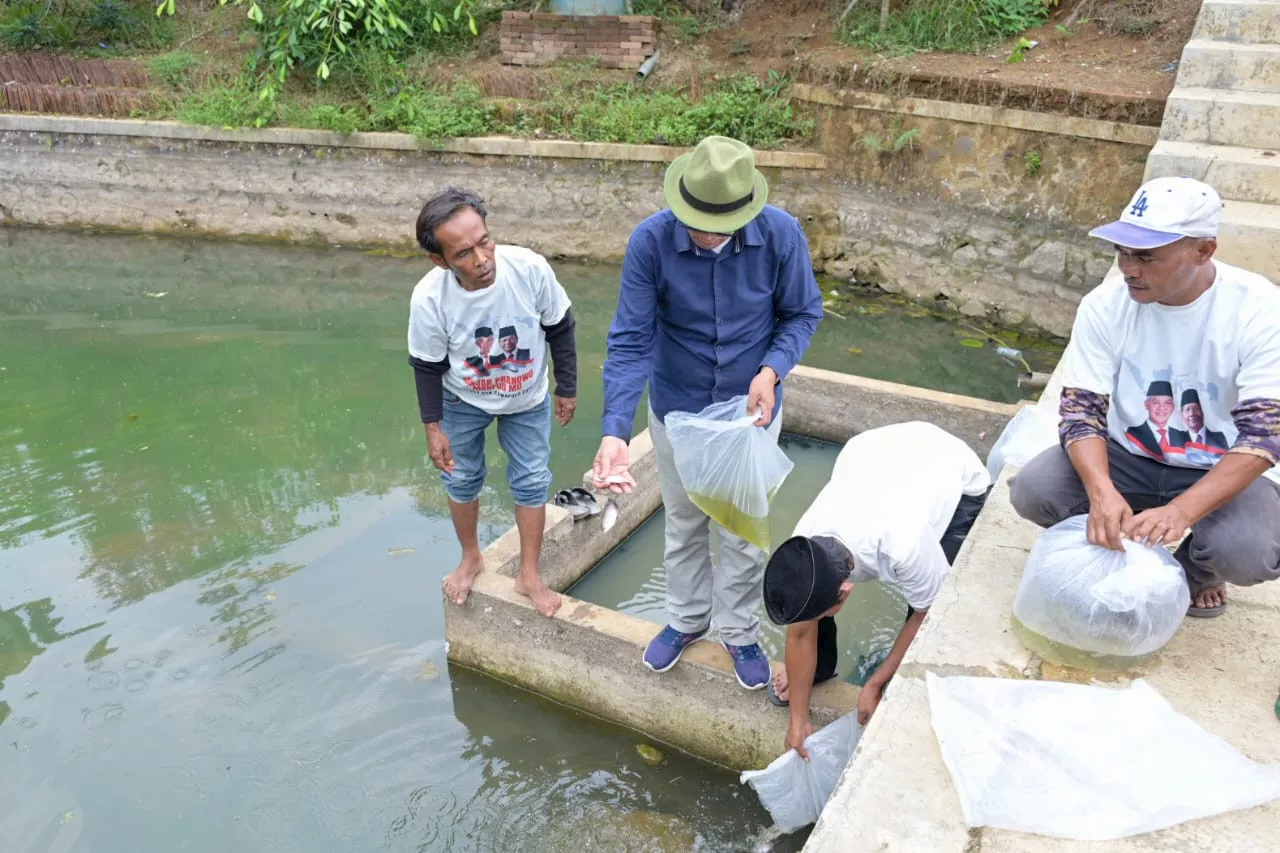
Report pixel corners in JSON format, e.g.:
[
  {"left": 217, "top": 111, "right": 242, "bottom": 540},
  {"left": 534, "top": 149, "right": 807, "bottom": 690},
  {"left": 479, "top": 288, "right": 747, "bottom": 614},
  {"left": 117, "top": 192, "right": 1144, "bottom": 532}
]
[
  {"left": 649, "top": 405, "right": 783, "bottom": 646},
  {"left": 1009, "top": 441, "right": 1280, "bottom": 592}
]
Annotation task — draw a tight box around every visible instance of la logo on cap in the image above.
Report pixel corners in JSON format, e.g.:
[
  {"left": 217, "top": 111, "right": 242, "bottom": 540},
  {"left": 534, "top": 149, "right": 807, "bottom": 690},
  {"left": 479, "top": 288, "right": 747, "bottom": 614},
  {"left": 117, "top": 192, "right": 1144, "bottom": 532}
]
[{"left": 1089, "top": 176, "right": 1221, "bottom": 250}]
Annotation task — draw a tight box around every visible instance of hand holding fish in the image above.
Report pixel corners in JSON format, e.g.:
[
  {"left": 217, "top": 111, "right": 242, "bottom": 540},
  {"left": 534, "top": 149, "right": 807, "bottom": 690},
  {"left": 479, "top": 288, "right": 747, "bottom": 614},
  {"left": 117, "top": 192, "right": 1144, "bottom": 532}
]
[{"left": 593, "top": 436, "right": 636, "bottom": 494}]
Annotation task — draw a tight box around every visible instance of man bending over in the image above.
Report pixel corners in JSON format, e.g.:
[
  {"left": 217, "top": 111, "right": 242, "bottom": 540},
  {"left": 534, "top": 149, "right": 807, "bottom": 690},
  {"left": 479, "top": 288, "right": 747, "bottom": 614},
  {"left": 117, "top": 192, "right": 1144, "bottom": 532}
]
[{"left": 762, "top": 422, "right": 991, "bottom": 758}]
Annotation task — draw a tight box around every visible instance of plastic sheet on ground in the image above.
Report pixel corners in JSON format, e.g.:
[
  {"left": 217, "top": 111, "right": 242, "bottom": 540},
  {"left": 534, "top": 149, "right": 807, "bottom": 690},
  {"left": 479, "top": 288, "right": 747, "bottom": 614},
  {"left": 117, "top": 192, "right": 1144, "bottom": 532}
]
[
  {"left": 740, "top": 711, "right": 863, "bottom": 834},
  {"left": 926, "top": 672, "right": 1280, "bottom": 841},
  {"left": 985, "top": 404, "right": 1059, "bottom": 482}
]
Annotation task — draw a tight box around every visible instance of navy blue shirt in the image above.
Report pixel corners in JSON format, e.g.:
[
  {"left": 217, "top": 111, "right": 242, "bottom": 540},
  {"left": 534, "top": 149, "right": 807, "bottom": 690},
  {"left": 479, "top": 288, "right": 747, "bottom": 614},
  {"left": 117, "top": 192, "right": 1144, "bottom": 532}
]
[{"left": 601, "top": 206, "right": 824, "bottom": 441}]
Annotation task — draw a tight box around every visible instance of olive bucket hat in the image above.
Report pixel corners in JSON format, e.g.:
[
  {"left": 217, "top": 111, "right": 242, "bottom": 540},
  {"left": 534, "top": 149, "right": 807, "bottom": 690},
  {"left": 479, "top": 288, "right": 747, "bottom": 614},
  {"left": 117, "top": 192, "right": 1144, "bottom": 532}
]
[{"left": 664, "top": 135, "right": 769, "bottom": 234}]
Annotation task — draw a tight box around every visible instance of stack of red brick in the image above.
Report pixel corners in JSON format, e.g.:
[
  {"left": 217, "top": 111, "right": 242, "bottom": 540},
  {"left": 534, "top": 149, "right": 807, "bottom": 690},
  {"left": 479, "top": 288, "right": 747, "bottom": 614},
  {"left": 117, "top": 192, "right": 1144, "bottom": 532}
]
[{"left": 499, "top": 11, "right": 659, "bottom": 69}]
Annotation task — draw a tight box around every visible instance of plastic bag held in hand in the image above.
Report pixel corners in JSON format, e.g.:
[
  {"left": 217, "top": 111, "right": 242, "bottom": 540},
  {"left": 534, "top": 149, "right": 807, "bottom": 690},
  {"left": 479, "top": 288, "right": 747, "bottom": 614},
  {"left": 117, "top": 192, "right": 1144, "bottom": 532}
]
[
  {"left": 1012, "top": 515, "right": 1190, "bottom": 663},
  {"left": 740, "top": 712, "right": 863, "bottom": 834},
  {"left": 665, "top": 395, "right": 794, "bottom": 551}
]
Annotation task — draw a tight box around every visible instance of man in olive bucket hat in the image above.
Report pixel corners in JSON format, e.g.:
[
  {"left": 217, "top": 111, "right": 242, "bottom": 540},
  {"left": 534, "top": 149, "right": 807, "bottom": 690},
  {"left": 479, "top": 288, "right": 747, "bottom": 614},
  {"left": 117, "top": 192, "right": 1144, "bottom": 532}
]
[{"left": 592, "top": 135, "right": 824, "bottom": 690}]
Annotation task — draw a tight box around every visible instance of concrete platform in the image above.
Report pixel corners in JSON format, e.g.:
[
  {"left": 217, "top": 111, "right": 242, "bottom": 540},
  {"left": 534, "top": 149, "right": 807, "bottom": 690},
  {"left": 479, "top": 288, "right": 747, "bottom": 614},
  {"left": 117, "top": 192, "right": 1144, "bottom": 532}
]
[
  {"left": 1144, "top": 139, "right": 1280, "bottom": 206},
  {"left": 1161, "top": 87, "right": 1280, "bottom": 149},
  {"left": 1178, "top": 39, "right": 1280, "bottom": 93},
  {"left": 1193, "top": 0, "right": 1280, "bottom": 46},
  {"left": 804, "top": 472, "right": 1280, "bottom": 852}
]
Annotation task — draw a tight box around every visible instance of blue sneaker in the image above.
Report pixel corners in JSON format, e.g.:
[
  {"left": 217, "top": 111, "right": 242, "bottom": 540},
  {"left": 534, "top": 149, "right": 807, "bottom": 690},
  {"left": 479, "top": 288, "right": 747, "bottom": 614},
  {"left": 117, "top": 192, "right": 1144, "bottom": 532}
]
[
  {"left": 642, "top": 625, "right": 707, "bottom": 673},
  {"left": 722, "top": 642, "right": 770, "bottom": 690}
]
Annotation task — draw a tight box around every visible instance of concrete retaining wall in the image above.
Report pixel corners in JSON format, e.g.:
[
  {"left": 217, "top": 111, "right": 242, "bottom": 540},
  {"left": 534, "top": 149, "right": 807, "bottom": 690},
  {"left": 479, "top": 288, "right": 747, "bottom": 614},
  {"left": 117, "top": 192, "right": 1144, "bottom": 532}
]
[
  {"left": 0, "top": 110, "right": 1149, "bottom": 335},
  {"left": 444, "top": 366, "right": 1018, "bottom": 772}
]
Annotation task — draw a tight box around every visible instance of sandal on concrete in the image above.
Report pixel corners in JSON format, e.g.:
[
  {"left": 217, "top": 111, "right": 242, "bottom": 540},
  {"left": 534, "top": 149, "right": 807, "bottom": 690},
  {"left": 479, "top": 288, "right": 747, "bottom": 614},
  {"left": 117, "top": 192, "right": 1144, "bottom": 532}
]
[
  {"left": 569, "top": 487, "right": 602, "bottom": 517},
  {"left": 1187, "top": 583, "right": 1227, "bottom": 618},
  {"left": 554, "top": 489, "right": 591, "bottom": 521}
]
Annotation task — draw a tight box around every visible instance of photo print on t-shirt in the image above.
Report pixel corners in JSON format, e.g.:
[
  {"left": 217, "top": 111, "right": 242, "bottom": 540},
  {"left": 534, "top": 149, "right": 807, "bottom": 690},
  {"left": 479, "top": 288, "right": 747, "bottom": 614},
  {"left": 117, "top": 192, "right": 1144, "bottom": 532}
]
[
  {"left": 1120, "top": 363, "right": 1231, "bottom": 467},
  {"left": 458, "top": 317, "right": 541, "bottom": 396}
]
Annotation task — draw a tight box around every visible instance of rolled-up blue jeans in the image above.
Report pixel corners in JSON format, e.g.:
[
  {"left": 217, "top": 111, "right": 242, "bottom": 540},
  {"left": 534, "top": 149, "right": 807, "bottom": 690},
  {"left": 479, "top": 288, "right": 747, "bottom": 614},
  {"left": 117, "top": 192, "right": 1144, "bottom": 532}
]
[{"left": 440, "top": 391, "right": 552, "bottom": 508}]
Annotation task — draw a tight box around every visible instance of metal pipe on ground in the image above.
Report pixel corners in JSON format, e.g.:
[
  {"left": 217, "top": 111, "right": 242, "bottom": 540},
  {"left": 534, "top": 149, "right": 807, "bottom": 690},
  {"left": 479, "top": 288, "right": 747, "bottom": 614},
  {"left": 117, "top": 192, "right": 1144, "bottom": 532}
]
[
  {"left": 1017, "top": 371, "right": 1052, "bottom": 391},
  {"left": 636, "top": 50, "right": 661, "bottom": 81}
]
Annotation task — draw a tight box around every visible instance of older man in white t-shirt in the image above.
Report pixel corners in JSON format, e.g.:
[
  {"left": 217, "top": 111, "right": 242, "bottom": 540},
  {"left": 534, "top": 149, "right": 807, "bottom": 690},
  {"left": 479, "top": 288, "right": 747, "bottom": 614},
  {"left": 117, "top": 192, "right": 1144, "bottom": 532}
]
[
  {"left": 761, "top": 422, "right": 991, "bottom": 759},
  {"left": 1010, "top": 176, "right": 1280, "bottom": 618},
  {"left": 408, "top": 187, "right": 579, "bottom": 618}
]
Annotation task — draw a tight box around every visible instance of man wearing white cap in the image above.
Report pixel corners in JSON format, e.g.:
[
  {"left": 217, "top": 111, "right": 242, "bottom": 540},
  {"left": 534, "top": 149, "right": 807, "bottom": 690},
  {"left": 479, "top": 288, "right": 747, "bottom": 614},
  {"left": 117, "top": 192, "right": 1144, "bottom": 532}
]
[{"left": 1010, "top": 176, "right": 1280, "bottom": 617}]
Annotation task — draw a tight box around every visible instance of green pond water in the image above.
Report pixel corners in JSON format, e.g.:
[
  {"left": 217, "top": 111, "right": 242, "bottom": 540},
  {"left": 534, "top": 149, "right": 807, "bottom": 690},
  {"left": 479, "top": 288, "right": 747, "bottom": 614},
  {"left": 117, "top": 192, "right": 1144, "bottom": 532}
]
[{"left": 0, "top": 227, "right": 1057, "bottom": 852}]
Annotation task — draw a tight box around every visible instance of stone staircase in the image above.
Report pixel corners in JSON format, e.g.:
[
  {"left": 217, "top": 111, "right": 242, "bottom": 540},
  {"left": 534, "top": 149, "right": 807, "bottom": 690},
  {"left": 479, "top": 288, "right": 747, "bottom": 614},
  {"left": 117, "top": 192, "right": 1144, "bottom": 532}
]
[{"left": 1145, "top": 0, "right": 1280, "bottom": 279}]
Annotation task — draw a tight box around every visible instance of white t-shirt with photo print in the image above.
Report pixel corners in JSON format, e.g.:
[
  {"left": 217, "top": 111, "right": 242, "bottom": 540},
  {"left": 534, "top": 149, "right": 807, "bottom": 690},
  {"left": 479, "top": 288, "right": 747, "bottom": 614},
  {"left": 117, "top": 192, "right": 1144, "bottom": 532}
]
[
  {"left": 408, "top": 245, "right": 571, "bottom": 415},
  {"left": 1056, "top": 259, "right": 1280, "bottom": 485}
]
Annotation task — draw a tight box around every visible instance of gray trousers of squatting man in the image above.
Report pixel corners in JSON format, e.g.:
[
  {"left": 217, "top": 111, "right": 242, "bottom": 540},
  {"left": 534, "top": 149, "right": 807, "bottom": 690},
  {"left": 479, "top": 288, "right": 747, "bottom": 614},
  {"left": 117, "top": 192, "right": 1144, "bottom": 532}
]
[{"left": 1009, "top": 440, "right": 1280, "bottom": 592}]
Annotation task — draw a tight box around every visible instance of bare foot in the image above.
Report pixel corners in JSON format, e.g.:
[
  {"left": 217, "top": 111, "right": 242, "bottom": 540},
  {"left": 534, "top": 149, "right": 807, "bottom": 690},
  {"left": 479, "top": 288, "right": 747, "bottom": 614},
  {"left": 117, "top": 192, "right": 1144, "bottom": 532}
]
[
  {"left": 1193, "top": 584, "right": 1227, "bottom": 610},
  {"left": 442, "top": 553, "right": 484, "bottom": 605},
  {"left": 772, "top": 669, "right": 789, "bottom": 702},
  {"left": 514, "top": 575, "right": 561, "bottom": 618}
]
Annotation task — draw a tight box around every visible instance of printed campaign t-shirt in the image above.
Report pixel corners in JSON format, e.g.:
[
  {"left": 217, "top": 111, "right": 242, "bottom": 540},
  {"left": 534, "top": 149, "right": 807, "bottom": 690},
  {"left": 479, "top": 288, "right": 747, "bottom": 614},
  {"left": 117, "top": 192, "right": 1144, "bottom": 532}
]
[
  {"left": 1057, "top": 259, "right": 1280, "bottom": 485},
  {"left": 792, "top": 422, "right": 991, "bottom": 611},
  {"left": 407, "top": 245, "right": 571, "bottom": 415}
]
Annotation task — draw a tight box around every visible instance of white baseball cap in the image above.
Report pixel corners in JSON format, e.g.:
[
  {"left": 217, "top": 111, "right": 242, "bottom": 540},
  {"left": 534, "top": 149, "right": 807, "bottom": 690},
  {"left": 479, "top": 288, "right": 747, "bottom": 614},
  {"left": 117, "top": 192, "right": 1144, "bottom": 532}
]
[{"left": 1089, "top": 176, "right": 1221, "bottom": 249}]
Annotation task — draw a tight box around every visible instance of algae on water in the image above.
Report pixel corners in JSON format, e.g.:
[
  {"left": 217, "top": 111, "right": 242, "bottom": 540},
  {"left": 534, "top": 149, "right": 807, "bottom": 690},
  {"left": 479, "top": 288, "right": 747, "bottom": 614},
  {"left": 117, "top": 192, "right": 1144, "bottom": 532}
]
[{"left": 687, "top": 492, "right": 771, "bottom": 551}]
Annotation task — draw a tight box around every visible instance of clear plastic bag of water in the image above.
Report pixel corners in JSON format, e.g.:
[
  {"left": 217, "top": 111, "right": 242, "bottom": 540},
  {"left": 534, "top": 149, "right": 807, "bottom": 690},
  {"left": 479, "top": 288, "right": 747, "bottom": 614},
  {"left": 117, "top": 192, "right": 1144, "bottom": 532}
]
[
  {"left": 740, "top": 711, "right": 863, "bottom": 834},
  {"left": 927, "top": 672, "right": 1280, "bottom": 840},
  {"left": 1012, "top": 515, "right": 1190, "bottom": 665},
  {"left": 986, "top": 404, "right": 1059, "bottom": 481},
  {"left": 665, "top": 395, "right": 794, "bottom": 551}
]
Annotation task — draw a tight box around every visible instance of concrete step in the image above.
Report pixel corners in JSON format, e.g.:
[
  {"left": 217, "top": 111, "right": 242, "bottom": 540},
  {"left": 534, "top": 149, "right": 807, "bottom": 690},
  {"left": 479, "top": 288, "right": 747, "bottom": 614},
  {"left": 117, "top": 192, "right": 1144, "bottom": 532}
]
[
  {"left": 1194, "top": 0, "right": 1280, "bottom": 45},
  {"left": 1218, "top": 198, "right": 1280, "bottom": 279},
  {"left": 1145, "top": 140, "right": 1280, "bottom": 205},
  {"left": 1161, "top": 87, "right": 1280, "bottom": 149},
  {"left": 1179, "top": 39, "right": 1280, "bottom": 93}
]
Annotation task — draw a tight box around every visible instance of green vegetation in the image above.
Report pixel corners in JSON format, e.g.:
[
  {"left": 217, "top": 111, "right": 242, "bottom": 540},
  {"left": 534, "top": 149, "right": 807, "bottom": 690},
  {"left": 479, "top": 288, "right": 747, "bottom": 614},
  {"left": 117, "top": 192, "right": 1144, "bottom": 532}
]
[
  {"left": 862, "top": 125, "right": 921, "bottom": 154},
  {"left": 1, "top": 0, "right": 174, "bottom": 52},
  {"left": 1025, "top": 149, "right": 1042, "bottom": 177},
  {"left": 841, "top": 0, "right": 1054, "bottom": 55},
  {"left": 162, "top": 52, "right": 812, "bottom": 147}
]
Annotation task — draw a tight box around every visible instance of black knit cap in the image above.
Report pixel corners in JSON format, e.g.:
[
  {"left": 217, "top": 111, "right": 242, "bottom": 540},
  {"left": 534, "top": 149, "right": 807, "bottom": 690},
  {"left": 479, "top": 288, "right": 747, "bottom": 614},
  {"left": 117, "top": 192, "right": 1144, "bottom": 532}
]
[
  {"left": 764, "top": 535, "right": 849, "bottom": 625},
  {"left": 1181, "top": 388, "right": 1200, "bottom": 407},
  {"left": 1146, "top": 380, "right": 1173, "bottom": 397}
]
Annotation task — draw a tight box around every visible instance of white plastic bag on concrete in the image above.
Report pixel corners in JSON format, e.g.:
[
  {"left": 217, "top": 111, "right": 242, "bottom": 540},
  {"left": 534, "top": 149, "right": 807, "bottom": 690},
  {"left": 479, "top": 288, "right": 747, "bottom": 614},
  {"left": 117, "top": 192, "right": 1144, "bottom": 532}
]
[
  {"left": 1013, "top": 515, "right": 1190, "bottom": 660},
  {"left": 665, "top": 395, "right": 794, "bottom": 551},
  {"left": 740, "top": 711, "right": 863, "bottom": 834},
  {"left": 926, "top": 672, "right": 1280, "bottom": 840},
  {"left": 986, "top": 404, "right": 1059, "bottom": 481}
]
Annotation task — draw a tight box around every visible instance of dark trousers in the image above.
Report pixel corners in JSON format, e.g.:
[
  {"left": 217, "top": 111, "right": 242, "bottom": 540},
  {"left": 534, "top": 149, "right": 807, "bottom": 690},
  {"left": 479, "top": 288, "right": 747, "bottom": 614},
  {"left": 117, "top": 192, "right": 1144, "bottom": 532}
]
[
  {"left": 814, "top": 489, "right": 990, "bottom": 681},
  {"left": 1008, "top": 442, "right": 1280, "bottom": 594}
]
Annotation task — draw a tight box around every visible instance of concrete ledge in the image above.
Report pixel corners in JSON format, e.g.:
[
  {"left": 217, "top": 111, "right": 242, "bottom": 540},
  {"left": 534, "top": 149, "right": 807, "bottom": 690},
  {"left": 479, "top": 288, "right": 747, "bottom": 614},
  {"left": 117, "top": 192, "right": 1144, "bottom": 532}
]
[
  {"left": 787, "top": 365, "right": 1018, "bottom": 458},
  {"left": 0, "top": 115, "right": 827, "bottom": 169},
  {"left": 481, "top": 430, "right": 663, "bottom": 593},
  {"left": 792, "top": 84, "right": 1161, "bottom": 147},
  {"left": 444, "top": 570, "right": 860, "bottom": 771}
]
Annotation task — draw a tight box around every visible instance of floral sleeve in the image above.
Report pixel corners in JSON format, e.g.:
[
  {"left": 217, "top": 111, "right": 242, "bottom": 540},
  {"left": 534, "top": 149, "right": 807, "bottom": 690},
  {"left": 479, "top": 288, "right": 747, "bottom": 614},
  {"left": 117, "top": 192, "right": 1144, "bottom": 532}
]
[
  {"left": 1229, "top": 398, "right": 1280, "bottom": 466},
  {"left": 1059, "top": 386, "right": 1109, "bottom": 447}
]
